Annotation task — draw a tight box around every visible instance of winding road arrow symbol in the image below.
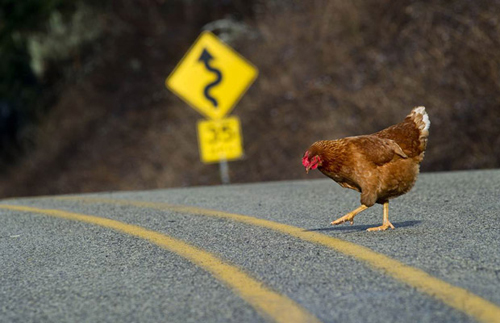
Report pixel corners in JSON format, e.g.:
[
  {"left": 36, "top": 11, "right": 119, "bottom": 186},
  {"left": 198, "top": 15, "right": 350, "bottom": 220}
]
[{"left": 198, "top": 48, "right": 222, "bottom": 108}]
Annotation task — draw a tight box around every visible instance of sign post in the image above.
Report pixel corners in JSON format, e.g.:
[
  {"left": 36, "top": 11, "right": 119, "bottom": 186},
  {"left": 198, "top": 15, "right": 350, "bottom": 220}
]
[{"left": 166, "top": 31, "right": 258, "bottom": 183}]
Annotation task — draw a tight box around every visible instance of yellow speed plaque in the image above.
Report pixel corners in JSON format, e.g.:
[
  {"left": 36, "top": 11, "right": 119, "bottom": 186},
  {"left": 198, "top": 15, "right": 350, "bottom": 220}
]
[{"left": 197, "top": 116, "right": 243, "bottom": 163}]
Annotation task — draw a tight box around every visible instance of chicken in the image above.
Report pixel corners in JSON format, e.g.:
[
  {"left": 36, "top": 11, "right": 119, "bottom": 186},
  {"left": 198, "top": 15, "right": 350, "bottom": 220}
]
[{"left": 302, "top": 106, "right": 430, "bottom": 231}]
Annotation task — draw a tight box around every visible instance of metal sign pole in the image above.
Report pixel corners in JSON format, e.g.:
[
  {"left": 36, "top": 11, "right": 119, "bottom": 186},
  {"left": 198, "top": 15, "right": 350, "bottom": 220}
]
[{"left": 219, "top": 158, "right": 230, "bottom": 184}]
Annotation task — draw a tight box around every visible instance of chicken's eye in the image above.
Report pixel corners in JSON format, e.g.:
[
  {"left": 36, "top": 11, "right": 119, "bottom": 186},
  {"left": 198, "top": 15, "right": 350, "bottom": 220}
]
[{"left": 308, "top": 155, "right": 321, "bottom": 169}]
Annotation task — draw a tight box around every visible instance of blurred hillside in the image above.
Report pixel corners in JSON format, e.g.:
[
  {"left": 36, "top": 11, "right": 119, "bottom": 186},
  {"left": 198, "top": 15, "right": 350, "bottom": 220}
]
[{"left": 1, "top": 0, "right": 499, "bottom": 198}]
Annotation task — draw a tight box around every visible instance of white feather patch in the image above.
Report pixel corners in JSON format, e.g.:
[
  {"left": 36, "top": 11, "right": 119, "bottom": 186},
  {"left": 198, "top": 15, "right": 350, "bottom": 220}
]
[{"left": 413, "top": 106, "right": 430, "bottom": 131}]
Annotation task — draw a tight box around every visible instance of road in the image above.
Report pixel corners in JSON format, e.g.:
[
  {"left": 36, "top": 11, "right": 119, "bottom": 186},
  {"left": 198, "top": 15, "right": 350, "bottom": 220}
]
[{"left": 1, "top": 170, "right": 499, "bottom": 323}]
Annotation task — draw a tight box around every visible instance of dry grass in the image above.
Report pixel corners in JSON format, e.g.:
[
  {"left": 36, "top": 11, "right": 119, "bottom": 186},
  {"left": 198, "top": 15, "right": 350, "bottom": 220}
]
[{"left": 239, "top": 0, "right": 500, "bottom": 173}]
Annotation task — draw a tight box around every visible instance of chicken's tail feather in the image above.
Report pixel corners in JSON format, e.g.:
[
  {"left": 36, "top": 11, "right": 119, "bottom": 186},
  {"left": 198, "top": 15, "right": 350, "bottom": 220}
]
[
  {"left": 411, "top": 106, "right": 430, "bottom": 133},
  {"left": 409, "top": 106, "right": 430, "bottom": 156}
]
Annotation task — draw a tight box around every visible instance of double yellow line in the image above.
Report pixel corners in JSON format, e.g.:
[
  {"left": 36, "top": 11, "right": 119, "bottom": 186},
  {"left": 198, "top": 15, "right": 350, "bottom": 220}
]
[
  {"left": 2, "top": 197, "right": 500, "bottom": 323},
  {"left": 0, "top": 203, "right": 319, "bottom": 323},
  {"left": 64, "top": 197, "right": 500, "bottom": 323}
]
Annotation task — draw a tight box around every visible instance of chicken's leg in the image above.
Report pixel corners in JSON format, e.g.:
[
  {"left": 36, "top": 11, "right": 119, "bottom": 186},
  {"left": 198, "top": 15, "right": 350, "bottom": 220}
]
[
  {"left": 331, "top": 205, "right": 368, "bottom": 226},
  {"left": 367, "top": 201, "right": 395, "bottom": 231}
]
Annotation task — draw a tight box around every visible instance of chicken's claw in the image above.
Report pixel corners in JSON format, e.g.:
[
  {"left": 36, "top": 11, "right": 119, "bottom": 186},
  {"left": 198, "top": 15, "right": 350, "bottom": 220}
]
[
  {"left": 366, "top": 221, "right": 395, "bottom": 232},
  {"left": 331, "top": 215, "right": 355, "bottom": 226}
]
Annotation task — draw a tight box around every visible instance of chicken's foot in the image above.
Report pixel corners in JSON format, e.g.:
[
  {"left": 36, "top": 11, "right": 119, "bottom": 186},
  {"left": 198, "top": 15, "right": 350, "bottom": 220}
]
[
  {"left": 331, "top": 205, "right": 368, "bottom": 226},
  {"left": 367, "top": 201, "right": 395, "bottom": 231}
]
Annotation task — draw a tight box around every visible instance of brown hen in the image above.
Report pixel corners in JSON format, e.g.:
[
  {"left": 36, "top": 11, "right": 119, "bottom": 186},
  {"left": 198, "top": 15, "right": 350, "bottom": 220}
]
[{"left": 302, "top": 107, "right": 430, "bottom": 231}]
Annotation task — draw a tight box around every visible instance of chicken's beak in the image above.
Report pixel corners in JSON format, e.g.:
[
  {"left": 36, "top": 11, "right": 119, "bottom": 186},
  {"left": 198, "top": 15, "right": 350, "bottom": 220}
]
[{"left": 305, "top": 166, "right": 311, "bottom": 174}]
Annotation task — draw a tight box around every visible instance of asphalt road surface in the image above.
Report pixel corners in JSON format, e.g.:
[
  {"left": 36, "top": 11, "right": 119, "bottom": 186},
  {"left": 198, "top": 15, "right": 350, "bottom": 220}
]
[{"left": 1, "top": 170, "right": 499, "bottom": 323}]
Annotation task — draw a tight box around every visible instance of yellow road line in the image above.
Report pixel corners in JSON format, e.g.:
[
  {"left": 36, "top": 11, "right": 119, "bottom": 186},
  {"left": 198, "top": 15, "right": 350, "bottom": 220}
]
[
  {"left": 59, "top": 196, "right": 500, "bottom": 323},
  {"left": 0, "top": 204, "right": 320, "bottom": 323}
]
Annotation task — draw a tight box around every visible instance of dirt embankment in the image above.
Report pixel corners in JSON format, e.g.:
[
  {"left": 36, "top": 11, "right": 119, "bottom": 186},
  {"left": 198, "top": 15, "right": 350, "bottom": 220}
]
[{"left": 1, "top": 0, "right": 499, "bottom": 198}]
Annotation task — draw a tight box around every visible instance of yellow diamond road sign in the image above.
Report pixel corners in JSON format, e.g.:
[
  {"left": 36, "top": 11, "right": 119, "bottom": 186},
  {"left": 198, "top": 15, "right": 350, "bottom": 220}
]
[
  {"left": 166, "top": 31, "right": 258, "bottom": 120},
  {"left": 197, "top": 116, "right": 243, "bottom": 163}
]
